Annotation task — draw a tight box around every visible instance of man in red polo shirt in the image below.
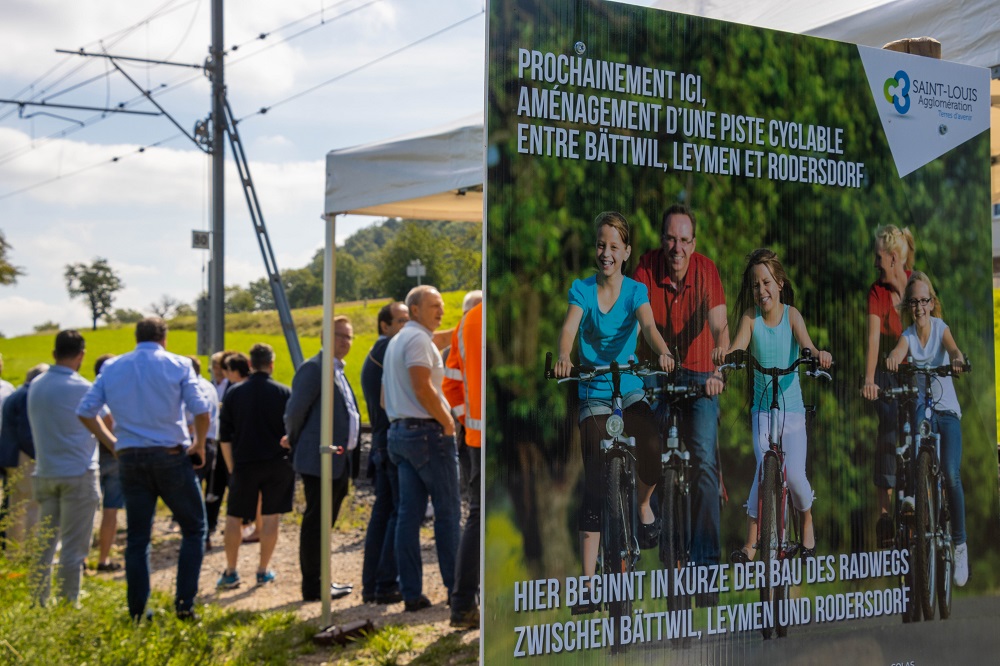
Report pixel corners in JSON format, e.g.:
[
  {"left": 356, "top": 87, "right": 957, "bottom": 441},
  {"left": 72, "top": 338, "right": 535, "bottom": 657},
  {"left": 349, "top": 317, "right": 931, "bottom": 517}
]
[{"left": 634, "top": 204, "right": 729, "bottom": 587}]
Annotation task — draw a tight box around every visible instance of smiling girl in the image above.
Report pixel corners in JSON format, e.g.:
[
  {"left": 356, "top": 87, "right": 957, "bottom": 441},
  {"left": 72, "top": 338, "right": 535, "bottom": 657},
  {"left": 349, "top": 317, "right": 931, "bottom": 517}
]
[
  {"left": 554, "top": 211, "right": 673, "bottom": 611},
  {"left": 885, "top": 271, "right": 968, "bottom": 586},
  {"left": 722, "top": 248, "right": 832, "bottom": 562}
]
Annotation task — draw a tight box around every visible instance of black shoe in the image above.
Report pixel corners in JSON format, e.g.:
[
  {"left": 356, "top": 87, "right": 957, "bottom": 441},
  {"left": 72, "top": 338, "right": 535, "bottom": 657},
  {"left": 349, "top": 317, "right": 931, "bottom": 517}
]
[
  {"left": 96, "top": 561, "right": 122, "bottom": 572},
  {"left": 876, "top": 513, "right": 894, "bottom": 549},
  {"left": 800, "top": 546, "right": 817, "bottom": 559},
  {"left": 404, "top": 594, "right": 432, "bottom": 612},
  {"left": 730, "top": 548, "right": 751, "bottom": 564},
  {"left": 639, "top": 519, "right": 660, "bottom": 549},
  {"left": 303, "top": 582, "right": 353, "bottom": 602},
  {"left": 176, "top": 610, "right": 200, "bottom": 622},
  {"left": 375, "top": 590, "right": 403, "bottom": 604},
  {"left": 450, "top": 606, "right": 480, "bottom": 629},
  {"left": 570, "top": 600, "right": 600, "bottom": 615},
  {"left": 330, "top": 583, "right": 353, "bottom": 600}
]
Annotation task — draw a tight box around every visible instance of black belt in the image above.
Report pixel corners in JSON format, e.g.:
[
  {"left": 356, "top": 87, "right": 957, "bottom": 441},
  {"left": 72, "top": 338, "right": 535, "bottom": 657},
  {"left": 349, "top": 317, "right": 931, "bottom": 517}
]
[
  {"left": 118, "top": 445, "right": 184, "bottom": 455},
  {"left": 393, "top": 418, "right": 438, "bottom": 428}
]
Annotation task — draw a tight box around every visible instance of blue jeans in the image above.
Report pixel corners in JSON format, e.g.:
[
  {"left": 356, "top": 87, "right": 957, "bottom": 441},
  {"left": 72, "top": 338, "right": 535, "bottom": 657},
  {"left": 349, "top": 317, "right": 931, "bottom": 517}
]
[
  {"left": 388, "top": 420, "right": 461, "bottom": 602},
  {"left": 934, "top": 411, "right": 966, "bottom": 546},
  {"left": 118, "top": 447, "right": 206, "bottom": 618},
  {"left": 362, "top": 440, "right": 400, "bottom": 597},
  {"left": 653, "top": 369, "right": 721, "bottom": 566}
]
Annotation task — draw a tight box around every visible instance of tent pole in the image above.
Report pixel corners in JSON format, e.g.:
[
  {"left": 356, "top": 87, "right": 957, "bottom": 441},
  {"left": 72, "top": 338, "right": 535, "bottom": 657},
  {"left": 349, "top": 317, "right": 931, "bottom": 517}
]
[{"left": 319, "top": 213, "right": 337, "bottom": 627}]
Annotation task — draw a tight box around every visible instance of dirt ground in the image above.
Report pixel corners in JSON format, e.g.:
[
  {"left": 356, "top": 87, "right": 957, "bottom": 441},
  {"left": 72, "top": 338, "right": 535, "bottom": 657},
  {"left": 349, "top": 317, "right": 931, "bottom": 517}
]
[{"left": 93, "top": 437, "right": 480, "bottom": 664}]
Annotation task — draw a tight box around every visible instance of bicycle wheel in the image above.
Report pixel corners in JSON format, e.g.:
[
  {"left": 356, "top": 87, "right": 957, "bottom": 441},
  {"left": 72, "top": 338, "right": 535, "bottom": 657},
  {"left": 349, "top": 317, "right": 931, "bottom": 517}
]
[
  {"left": 659, "top": 467, "right": 688, "bottom": 611},
  {"left": 603, "top": 454, "right": 633, "bottom": 649},
  {"left": 937, "top": 482, "right": 953, "bottom": 620},
  {"left": 914, "top": 450, "right": 937, "bottom": 621},
  {"left": 758, "top": 455, "right": 781, "bottom": 640},
  {"left": 661, "top": 468, "right": 685, "bottom": 566}
]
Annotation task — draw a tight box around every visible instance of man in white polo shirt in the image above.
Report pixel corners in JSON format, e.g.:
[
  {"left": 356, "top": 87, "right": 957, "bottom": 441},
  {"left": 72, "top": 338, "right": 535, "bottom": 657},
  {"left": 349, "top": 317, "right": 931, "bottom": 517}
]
[{"left": 383, "top": 285, "right": 460, "bottom": 613}]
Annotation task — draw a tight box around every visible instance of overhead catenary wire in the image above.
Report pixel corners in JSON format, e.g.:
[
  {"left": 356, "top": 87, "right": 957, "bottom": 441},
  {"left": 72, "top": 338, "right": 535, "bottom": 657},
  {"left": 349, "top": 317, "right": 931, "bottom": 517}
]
[
  {"left": 236, "top": 8, "right": 485, "bottom": 122},
  {"left": 0, "top": 0, "right": 382, "bottom": 163},
  {"left": 0, "top": 132, "right": 186, "bottom": 202},
  {"left": 0, "top": 6, "right": 486, "bottom": 199},
  {"left": 0, "top": 0, "right": 198, "bottom": 119}
]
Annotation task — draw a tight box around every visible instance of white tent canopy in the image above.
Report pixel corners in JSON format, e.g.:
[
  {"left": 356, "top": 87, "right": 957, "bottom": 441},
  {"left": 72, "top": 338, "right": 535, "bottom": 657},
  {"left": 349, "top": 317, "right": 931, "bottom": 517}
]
[
  {"left": 654, "top": 0, "right": 1000, "bottom": 71},
  {"left": 324, "top": 113, "right": 484, "bottom": 222}
]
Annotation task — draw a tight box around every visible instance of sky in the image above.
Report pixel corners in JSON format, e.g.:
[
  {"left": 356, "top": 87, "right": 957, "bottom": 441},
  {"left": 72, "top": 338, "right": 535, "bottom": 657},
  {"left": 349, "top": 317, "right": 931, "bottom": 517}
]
[{"left": 0, "top": 0, "right": 660, "bottom": 338}]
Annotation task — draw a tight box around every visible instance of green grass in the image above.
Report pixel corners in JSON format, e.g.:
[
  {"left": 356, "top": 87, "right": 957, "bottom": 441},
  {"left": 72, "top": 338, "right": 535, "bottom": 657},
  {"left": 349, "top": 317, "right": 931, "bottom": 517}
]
[
  {"left": 0, "top": 291, "right": 467, "bottom": 426},
  {"left": 0, "top": 561, "right": 318, "bottom": 666}
]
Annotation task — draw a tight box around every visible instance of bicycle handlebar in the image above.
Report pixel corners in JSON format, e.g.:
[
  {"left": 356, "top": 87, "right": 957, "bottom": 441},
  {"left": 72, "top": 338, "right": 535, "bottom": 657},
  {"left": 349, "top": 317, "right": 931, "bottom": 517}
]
[
  {"left": 544, "top": 352, "right": 670, "bottom": 383},
  {"left": 887, "top": 358, "right": 971, "bottom": 379},
  {"left": 874, "top": 358, "right": 971, "bottom": 401},
  {"left": 717, "top": 348, "right": 833, "bottom": 382},
  {"left": 645, "top": 382, "right": 706, "bottom": 400}
]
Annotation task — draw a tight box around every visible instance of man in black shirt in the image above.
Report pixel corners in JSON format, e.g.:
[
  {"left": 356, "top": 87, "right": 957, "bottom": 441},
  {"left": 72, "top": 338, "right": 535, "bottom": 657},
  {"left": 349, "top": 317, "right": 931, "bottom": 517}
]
[
  {"left": 360, "top": 301, "right": 409, "bottom": 603},
  {"left": 216, "top": 343, "right": 292, "bottom": 589}
]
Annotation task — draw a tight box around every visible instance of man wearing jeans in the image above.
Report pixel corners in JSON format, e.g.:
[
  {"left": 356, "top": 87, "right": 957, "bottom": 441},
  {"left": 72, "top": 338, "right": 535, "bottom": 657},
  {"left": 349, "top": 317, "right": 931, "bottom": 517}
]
[
  {"left": 27, "top": 330, "right": 99, "bottom": 607},
  {"left": 634, "top": 204, "right": 729, "bottom": 599},
  {"left": 77, "top": 317, "right": 210, "bottom": 621},
  {"left": 384, "top": 285, "right": 460, "bottom": 612}
]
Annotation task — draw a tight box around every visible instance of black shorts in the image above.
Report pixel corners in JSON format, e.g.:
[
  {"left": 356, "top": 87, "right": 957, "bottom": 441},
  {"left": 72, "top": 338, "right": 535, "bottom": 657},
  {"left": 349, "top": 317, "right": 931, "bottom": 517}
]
[{"left": 227, "top": 458, "right": 295, "bottom": 520}]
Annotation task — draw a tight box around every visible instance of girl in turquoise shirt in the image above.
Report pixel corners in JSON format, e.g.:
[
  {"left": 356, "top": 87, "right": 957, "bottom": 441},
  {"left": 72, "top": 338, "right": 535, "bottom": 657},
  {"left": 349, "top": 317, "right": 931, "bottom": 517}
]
[
  {"left": 722, "top": 248, "right": 832, "bottom": 562},
  {"left": 554, "top": 211, "right": 673, "bottom": 611}
]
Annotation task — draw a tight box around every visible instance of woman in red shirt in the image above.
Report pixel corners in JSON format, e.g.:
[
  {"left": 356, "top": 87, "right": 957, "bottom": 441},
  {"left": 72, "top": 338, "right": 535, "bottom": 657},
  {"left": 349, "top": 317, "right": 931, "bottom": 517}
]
[{"left": 861, "top": 224, "right": 914, "bottom": 547}]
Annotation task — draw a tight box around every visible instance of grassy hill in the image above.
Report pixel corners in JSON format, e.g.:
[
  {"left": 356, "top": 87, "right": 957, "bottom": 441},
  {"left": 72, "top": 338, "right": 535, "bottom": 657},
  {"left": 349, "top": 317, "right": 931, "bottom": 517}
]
[{"left": 0, "top": 291, "right": 468, "bottom": 424}]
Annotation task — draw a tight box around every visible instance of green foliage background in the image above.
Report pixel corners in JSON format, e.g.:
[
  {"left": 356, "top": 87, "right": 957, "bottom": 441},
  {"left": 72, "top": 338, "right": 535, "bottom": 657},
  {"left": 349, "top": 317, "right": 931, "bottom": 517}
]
[{"left": 484, "top": 1, "right": 996, "bottom": 660}]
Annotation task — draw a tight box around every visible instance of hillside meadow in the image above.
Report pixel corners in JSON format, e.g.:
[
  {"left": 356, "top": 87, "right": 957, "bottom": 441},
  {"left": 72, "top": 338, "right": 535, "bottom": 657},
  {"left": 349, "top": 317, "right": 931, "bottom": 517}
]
[{"left": 0, "top": 290, "right": 468, "bottom": 424}]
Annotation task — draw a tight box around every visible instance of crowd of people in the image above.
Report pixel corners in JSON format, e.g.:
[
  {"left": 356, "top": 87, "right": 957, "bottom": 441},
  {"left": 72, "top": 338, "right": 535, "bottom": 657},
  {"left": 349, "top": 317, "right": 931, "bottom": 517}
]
[{"left": 0, "top": 287, "right": 482, "bottom": 629}]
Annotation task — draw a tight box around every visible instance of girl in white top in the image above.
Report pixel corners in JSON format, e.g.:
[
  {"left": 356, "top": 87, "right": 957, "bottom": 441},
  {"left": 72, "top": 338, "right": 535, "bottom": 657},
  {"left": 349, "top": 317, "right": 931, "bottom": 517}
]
[{"left": 885, "top": 271, "right": 969, "bottom": 586}]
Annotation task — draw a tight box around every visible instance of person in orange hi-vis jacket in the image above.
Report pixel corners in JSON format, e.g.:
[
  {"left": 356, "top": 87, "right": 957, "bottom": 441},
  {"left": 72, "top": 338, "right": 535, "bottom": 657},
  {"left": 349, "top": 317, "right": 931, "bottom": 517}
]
[{"left": 443, "top": 295, "right": 481, "bottom": 629}]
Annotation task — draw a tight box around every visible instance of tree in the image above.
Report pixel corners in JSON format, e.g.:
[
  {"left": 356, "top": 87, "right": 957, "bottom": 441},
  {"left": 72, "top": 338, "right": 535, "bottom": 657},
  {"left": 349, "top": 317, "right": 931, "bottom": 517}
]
[
  {"left": 111, "top": 308, "right": 145, "bottom": 324},
  {"left": 149, "top": 294, "right": 180, "bottom": 319},
  {"left": 0, "top": 230, "right": 24, "bottom": 285},
  {"left": 375, "top": 221, "right": 444, "bottom": 300},
  {"left": 64, "top": 258, "right": 124, "bottom": 330},
  {"left": 224, "top": 285, "right": 256, "bottom": 313},
  {"left": 174, "top": 302, "right": 195, "bottom": 317}
]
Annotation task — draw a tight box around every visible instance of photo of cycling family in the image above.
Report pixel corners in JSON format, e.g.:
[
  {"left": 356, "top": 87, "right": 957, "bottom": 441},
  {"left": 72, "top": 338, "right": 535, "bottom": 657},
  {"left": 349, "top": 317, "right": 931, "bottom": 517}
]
[{"left": 483, "top": 0, "right": 997, "bottom": 661}]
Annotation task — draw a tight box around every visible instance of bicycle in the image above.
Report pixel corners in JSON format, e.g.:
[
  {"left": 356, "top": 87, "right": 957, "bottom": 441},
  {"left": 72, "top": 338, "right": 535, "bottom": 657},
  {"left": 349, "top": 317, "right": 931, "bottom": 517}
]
[
  {"left": 644, "top": 379, "right": 701, "bottom": 605},
  {"left": 720, "top": 348, "right": 831, "bottom": 639},
  {"left": 881, "top": 358, "right": 969, "bottom": 622},
  {"left": 545, "top": 352, "right": 665, "bottom": 644}
]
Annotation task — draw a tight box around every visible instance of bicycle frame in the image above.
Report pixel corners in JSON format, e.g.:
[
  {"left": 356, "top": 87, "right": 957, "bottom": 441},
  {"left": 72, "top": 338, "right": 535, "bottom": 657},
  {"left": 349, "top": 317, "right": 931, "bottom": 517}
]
[{"left": 720, "top": 349, "right": 830, "bottom": 639}]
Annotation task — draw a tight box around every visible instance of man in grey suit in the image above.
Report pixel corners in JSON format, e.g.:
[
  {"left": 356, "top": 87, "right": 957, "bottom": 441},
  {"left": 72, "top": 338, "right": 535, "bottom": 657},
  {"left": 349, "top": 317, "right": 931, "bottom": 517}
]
[{"left": 285, "top": 315, "right": 361, "bottom": 602}]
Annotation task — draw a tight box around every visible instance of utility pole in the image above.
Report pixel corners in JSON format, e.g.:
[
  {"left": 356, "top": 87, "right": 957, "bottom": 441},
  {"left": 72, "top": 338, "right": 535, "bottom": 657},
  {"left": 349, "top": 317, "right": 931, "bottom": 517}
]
[{"left": 209, "top": 0, "right": 225, "bottom": 354}]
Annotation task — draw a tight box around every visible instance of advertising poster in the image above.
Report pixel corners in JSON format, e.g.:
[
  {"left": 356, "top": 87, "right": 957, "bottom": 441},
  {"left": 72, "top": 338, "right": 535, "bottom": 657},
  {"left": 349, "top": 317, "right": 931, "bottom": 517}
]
[{"left": 484, "top": 0, "right": 997, "bottom": 663}]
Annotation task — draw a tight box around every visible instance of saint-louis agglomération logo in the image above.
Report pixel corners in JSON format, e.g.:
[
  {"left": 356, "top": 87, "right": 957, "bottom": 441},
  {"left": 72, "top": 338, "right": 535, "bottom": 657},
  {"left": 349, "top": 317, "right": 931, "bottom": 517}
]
[{"left": 883, "top": 70, "right": 911, "bottom": 114}]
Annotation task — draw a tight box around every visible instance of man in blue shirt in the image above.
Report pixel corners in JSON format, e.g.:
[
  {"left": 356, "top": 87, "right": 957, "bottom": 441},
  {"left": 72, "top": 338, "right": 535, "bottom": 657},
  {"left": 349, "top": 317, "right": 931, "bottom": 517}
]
[
  {"left": 27, "top": 330, "right": 100, "bottom": 607},
  {"left": 77, "top": 317, "right": 211, "bottom": 621}
]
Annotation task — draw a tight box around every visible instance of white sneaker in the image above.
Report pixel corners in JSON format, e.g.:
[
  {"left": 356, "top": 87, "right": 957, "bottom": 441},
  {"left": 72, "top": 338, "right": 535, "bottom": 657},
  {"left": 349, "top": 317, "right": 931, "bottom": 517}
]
[{"left": 954, "top": 543, "right": 969, "bottom": 586}]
